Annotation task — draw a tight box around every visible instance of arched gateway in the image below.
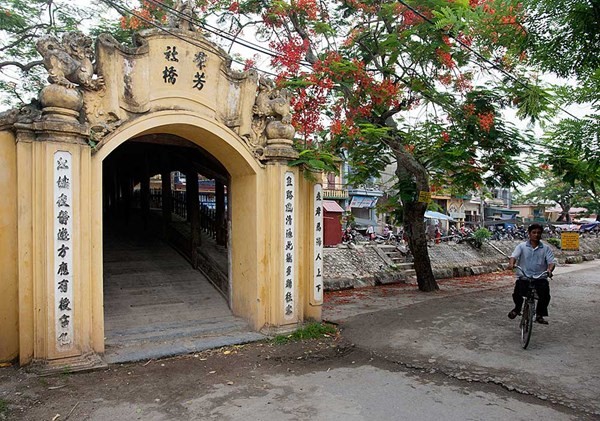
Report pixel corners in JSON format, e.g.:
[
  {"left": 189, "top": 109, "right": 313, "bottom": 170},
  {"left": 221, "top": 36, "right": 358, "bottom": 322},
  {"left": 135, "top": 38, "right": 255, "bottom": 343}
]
[{"left": 0, "top": 23, "right": 325, "bottom": 371}]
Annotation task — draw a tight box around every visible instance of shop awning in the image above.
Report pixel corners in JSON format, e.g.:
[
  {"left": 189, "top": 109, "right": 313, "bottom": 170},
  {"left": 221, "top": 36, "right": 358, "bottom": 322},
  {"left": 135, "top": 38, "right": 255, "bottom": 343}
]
[
  {"left": 424, "top": 210, "right": 454, "bottom": 221},
  {"left": 350, "top": 195, "right": 378, "bottom": 208},
  {"left": 323, "top": 200, "right": 344, "bottom": 213}
]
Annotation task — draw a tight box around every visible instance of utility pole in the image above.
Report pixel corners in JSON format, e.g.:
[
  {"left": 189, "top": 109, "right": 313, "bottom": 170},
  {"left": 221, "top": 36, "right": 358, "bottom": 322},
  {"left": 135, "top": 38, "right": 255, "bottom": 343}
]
[{"left": 480, "top": 188, "right": 485, "bottom": 228}]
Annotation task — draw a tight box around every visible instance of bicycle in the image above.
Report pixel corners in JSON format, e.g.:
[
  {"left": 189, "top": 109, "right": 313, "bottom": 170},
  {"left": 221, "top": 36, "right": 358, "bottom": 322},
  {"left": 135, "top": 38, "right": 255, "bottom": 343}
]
[{"left": 514, "top": 266, "right": 551, "bottom": 349}]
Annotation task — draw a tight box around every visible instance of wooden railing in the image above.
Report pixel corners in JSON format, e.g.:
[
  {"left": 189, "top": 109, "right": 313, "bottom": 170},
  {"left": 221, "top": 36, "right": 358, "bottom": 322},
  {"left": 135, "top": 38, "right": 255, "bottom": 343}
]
[
  {"left": 199, "top": 204, "right": 217, "bottom": 240},
  {"left": 172, "top": 190, "right": 187, "bottom": 219},
  {"left": 140, "top": 189, "right": 225, "bottom": 243}
]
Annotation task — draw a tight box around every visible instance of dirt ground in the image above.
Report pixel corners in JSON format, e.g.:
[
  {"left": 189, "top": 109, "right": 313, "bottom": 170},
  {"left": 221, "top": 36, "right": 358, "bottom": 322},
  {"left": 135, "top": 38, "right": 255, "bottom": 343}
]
[
  {"left": 0, "top": 272, "right": 541, "bottom": 421},
  {"left": 0, "top": 332, "right": 357, "bottom": 421},
  {"left": 1, "top": 266, "right": 598, "bottom": 420}
]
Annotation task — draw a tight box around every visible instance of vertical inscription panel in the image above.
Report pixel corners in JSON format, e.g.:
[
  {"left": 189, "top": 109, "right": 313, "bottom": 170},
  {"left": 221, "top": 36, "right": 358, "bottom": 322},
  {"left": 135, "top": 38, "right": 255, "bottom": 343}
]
[
  {"left": 54, "top": 151, "right": 74, "bottom": 351},
  {"left": 313, "top": 184, "right": 324, "bottom": 304},
  {"left": 283, "top": 172, "right": 295, "bottom": 321}
]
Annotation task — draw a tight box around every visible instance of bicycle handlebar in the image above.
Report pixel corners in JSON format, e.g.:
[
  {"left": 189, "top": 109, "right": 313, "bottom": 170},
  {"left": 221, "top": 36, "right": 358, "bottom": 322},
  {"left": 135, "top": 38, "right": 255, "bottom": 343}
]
[{"left": 514, "top": 265, "right": 552, "bottom": 279}]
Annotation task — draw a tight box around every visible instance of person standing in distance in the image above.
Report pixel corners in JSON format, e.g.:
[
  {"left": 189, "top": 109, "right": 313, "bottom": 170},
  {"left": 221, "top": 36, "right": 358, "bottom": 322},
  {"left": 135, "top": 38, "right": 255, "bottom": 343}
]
[{"left": 507, "top": 223, "right": 557, "bottom": 324}]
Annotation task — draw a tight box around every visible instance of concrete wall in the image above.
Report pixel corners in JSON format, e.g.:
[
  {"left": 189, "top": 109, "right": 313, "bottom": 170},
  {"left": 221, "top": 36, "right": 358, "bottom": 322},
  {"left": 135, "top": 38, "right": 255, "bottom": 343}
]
[
  {"left": 0, "top": 130, "right": 18, "bottom": 362},
  {"left": 324, "top": 238, "right": 600, "bottom": 290},
  {"left": 323, "top": 245, "right": 399, "bottom": 290}
]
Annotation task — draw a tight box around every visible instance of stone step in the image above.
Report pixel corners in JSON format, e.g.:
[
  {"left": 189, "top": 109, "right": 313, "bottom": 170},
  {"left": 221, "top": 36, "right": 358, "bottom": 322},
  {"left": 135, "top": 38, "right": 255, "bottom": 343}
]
[
  {"left": 385, "top": 251, "right": 404, "bottom": 258},
  {"left": 395, "top": 262, "right": 414, "bottom": 269},
  {"left": 104, "top": 330, "right": 266, "bottom": 364},
  {"left": 104, "top": 316, "right": 250, "bottom": 345},
  {"left": 377, "top": 244, "right": 399, "bottom": 252}
]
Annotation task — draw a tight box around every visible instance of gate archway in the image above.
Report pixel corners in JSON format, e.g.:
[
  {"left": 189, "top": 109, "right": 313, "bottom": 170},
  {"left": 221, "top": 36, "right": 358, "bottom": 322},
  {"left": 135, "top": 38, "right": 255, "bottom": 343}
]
[{"left": 92, "top": 112, "right": 264, "bottom": 353}]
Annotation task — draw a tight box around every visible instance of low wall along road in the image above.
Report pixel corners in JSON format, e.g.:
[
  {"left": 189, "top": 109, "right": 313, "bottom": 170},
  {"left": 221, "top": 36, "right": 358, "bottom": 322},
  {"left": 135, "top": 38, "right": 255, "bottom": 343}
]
[{"left": 323, "top": 237, "right": 600, "bottom": 291}]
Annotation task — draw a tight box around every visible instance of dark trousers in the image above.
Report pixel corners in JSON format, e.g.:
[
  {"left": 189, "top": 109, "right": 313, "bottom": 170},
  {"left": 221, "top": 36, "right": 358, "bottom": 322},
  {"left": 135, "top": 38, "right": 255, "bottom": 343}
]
[{"left": 512, "top": 278, "right": 551, "bottom": 317}]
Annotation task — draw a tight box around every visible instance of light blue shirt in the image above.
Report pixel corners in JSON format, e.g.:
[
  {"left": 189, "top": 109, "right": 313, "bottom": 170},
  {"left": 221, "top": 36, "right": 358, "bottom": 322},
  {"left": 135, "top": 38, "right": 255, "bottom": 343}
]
[{"left": 511, "top": 240, "right": 557, "bottom": 277}]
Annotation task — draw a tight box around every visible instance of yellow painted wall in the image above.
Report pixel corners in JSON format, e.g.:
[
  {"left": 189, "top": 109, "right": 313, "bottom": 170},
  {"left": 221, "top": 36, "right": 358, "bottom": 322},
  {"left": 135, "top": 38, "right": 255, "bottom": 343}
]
[{"left": 0, "top": 131, "right": 19, "bottom": 362}]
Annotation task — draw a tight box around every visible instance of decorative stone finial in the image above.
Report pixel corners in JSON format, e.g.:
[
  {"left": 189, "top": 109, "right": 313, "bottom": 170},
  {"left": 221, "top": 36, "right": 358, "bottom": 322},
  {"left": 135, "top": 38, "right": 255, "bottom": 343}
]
[
  {"left": 35, "top": 31, "right": 104, "bottom": 121},
  {"left": 251, "top": 76, "right": 297, "bottom": 160}
]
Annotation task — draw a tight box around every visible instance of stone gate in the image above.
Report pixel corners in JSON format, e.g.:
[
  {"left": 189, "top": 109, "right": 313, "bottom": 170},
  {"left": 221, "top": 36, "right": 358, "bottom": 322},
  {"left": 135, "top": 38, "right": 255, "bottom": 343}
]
[{"left": 0, "top": 20, "right": 324, "bottom": 369}]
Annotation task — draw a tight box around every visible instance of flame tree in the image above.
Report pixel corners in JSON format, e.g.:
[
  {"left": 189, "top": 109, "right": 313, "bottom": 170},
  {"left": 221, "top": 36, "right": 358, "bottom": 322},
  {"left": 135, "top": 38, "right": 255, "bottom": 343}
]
[{"left": 112, "top": 0, "right": 552, "bottom": 291}]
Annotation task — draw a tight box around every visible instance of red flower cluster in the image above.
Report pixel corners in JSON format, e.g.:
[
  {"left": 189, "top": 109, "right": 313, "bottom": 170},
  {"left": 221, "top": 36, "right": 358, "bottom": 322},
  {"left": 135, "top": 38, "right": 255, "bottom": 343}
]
[
  {"left": 294, "top": 0, "right": 318, "bottom": 20},
  {"left": 456, "top": 33, "right": 473, "bottom": 47},
  {"left": 120, "top": 0, "right": 166, "bottom": 30},
  {"left": 402, "top": 10, "right": 420, "bottom": 26},
  {"left": 436, "top": 48, "right": 455, "bottom": 68},
  {"left": 270, "top": 37, "right": 310, "bottom": 74},
  {"left": 469, "top": 0, "right": 487, "bottom": 7},
  {"left": 228, "top": 2, "right": 239, "bottom": 13},
  {"left": 243, "top": 58, "right": 256, "bottom": 71},
  {"left": 454, "top": 73, "right": 473, "bottom": 92},
  {"left": 478, "top": 112, "right": 495, "bottom": 132},
  {"left": 290, "top": 77, "right": 329, "bottom": 139},
  {"left": 438, "top": 73, "right": 453, "bottom": 85},
  {"left": 344, "top": 0, "right": 377, "bottom": 14},
  {"left": 463, "top": 103, "right": 476, "bottom": 117}
]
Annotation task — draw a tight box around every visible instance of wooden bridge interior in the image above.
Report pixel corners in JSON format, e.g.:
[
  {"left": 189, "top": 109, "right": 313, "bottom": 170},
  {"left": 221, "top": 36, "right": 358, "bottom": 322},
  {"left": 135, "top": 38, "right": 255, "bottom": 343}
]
[{"left": 100, "top": 135, "right": 259, "bottom": 363}]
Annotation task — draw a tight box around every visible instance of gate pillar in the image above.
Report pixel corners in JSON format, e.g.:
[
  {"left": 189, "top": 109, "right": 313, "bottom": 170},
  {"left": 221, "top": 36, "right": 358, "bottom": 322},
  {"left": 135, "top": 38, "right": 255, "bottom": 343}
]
[
  {"left": 16, "top": 88, "right": 105, "bottom": 371},
  {"left": 259, "top": 139, "right": 323, "bottom": 332}
]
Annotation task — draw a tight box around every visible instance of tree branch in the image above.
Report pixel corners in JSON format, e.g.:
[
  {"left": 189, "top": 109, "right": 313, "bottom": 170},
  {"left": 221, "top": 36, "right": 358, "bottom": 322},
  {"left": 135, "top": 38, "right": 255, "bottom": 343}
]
[
  {"left": 0, "top": 60, "right": 44, "bottom": 73},
  {"left": 0, "top": 25, "right": 48, "bottom": 53}
]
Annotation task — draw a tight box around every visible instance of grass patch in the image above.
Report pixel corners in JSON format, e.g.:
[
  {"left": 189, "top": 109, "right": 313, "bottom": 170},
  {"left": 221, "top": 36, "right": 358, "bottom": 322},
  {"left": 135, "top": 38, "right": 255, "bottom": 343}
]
[
  {"left": 0, "top": 398, "right": 8, "bottom": 415},
  {"left": 547, "top": 237, "right": 561, "bottom": 248},
  {"left": 60, "top": 366, "right": 72, "bottom": 378},
  {"left": 272, "top": 322, "right": 337, "bottom": 345}
]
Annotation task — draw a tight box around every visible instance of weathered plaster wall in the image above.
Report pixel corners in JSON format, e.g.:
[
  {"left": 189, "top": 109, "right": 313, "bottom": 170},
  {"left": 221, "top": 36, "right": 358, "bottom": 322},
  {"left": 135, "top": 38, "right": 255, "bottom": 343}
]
[{"left": 0, "top": 131, "right": 18, "bottom": 361}]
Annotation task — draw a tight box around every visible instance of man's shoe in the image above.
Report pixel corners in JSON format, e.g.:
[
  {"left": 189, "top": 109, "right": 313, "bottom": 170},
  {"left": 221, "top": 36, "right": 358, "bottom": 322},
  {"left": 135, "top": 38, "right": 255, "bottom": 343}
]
[
  {"left": 508, "top": 309, "right": 519, "bottom": 319},
  {"left": 536, "top": 316, "right": 549, "bottom": 325}
]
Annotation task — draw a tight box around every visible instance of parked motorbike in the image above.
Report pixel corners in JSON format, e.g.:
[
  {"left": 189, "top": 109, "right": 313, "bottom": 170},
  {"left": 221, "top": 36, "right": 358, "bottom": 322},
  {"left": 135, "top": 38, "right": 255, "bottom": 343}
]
[
  {"left": 342, "top": 227, "right": 357, "bottom": 244},
  {"left": 374, "top": 231, "right": 399, "bottom": 245}
]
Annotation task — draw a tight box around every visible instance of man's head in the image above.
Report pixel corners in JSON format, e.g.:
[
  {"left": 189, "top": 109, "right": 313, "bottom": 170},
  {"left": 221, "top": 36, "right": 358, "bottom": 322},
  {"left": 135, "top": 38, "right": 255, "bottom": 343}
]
[
  {"left": 528, "top": 223, "right": 543, "bottom": 244},
  {"left": 528, "top": 223, "right": 543, "bottom": 233}
]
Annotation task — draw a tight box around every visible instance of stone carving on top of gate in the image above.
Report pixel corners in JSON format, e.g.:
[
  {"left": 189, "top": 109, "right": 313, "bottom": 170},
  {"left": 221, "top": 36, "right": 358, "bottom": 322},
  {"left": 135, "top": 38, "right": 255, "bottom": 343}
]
[
  {"left": 2, "top": 25, "right": 299, "bottom": 161},
  {"left": 167, "top": 0, "right": 198, "bottom": 31},
  {"left": 36, "top": 31, "right": 104, "bottom": 91},
  {"left": 35, "top": 31, "right": 105, "bottom": 124},
  {"left": 249, "top": 76, "right": 298, "bottom": 161}
]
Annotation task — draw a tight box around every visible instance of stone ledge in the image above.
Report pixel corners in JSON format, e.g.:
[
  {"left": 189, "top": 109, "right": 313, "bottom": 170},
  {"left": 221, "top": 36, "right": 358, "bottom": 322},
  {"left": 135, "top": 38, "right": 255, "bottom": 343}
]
[{"left": 29, "top": 352, "right": 107, "bottom": 375}]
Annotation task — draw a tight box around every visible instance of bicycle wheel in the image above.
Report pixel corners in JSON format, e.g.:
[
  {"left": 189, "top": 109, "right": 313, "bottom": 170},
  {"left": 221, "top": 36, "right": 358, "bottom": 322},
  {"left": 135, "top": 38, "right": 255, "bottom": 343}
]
[{"left": 520, "top": 299, "right": 535, "bottom": 349}]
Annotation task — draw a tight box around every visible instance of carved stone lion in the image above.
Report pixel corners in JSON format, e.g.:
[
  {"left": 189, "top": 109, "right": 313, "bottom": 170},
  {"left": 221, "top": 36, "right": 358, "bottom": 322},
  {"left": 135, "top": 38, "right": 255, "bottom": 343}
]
[
  {"left": 252, "top": 77, "right": 292, "bottom": 125},
  {"left": 36, "top": 31, "right": 104, "bottom": 91}
]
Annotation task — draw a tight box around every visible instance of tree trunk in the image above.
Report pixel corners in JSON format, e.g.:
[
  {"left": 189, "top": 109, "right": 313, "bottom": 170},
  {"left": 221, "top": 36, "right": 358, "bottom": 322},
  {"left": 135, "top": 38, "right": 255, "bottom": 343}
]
[
  {"left": 558, "top": 204, "right": 571, "bottom": 223},
  {"left": 391, "top": 143, "right": 439, "bottom": 292},
  {"left": 405, "top": 200, "right": 439, "bottom": 291}
]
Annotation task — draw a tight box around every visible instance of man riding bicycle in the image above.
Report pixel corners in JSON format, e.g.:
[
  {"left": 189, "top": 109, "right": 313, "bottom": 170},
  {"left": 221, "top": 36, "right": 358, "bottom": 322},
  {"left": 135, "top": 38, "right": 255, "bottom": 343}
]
[{"left": 507, "top": 223, "right": 557, "bottom": 325}]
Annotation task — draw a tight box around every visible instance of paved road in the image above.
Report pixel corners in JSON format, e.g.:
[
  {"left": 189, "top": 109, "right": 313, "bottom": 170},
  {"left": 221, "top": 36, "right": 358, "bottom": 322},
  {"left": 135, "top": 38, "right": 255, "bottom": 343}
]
[{"left": 334, "top": 260, "right": 600, "bottom": 416}]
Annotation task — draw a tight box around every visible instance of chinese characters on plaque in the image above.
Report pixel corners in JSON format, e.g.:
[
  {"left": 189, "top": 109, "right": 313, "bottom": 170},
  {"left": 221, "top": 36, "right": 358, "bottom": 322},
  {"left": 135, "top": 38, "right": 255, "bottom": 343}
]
[
  {"left": 283, "top": 172, "right": 295, "bottom": 320},
  {"left": 313, "top": 184, "right": 324, "bottom": 303},
  {"left": 54, "top": 151, "right": 74, "bottom": 349},
  {"left": 162, "top": 45, "right": 208, "bottom": 91}
]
